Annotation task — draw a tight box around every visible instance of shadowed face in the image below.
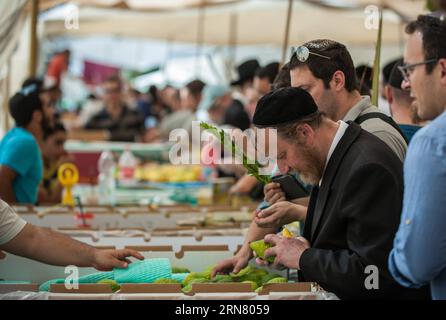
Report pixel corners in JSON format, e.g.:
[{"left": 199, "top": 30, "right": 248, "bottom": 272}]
[{"left": 275, "top": 126, "right": 325, "bottom": 186}]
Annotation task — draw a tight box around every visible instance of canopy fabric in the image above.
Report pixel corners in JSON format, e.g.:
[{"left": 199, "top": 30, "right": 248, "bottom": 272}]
[
  {"left": 0, "top": 0, "right": 29, "bottom": 70},
  {"left": 39, "top": 0, "right": 242, "bottom": 12},
  {"left": 41, "top": 0, "right": 427, "bottom": 46}
]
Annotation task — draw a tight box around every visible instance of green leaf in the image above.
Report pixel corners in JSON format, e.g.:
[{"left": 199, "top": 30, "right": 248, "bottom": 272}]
[{"left": 200, "top": 122, "right": 271, "bottom": 184}]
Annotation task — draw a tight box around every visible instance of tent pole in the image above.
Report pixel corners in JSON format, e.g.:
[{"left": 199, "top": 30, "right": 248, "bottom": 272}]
[
  {"left": 281, "top": 0, "right": 294, "bottom": 66},
  {"left": 2, "top": 57, "right": 12, "bottom": 133},
  {"left": 29, "top": 0, "right": 39, "bottom": 77},
  {"left": 227, "top": 12, "right": 238, "bottom": 83}
]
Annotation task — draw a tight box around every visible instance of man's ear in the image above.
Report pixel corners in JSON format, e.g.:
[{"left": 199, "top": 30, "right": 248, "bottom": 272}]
[
  {"left": 385, "top": 85, "right": 393, "bottom": 105},
  {"left": 295, "top": 123, "right": 314, "bottom": 146},
  {"left": 331, "top": 70, "right": 346, "bottom": 92},
  {"left": 439, "top": 58, "right": 446, "bottom": 87}
]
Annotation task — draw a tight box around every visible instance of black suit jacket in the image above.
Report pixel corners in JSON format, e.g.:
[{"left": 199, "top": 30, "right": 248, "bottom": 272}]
[{"left": 299, "top": 123, "right": 429, "bottom": 299}]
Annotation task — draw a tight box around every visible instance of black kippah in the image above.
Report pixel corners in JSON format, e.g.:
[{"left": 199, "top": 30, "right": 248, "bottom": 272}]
[{"left": 253, "top": 87, "right": 319, "bottom": 127}]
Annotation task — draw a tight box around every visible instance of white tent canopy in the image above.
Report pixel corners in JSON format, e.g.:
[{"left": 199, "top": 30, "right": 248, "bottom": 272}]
[{"left": 41, "top": 0, "right": 427, "bottom": 46}]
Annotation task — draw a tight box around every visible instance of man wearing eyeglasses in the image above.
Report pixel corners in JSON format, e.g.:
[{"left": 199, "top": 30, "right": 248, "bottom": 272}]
[{"left": 388, "top": 12, "right": 446, "bottom": 300}]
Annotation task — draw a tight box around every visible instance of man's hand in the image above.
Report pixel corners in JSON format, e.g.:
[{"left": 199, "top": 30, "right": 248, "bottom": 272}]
[
  {"left": 254, "top": 201, "right": 304, "bottom": 228},
  {"left": 0, "top": 250, "right": 6, "bottom": 259},
  {"left": 258, "top": 234, "right": 311, "bottom": 270},
  {"left": 91, "top": 249, "right": 144, "bottom": 271},
  {"left": 264, "top": 182, "right": 285, "bottom": 205},
  {"left": 211, "top": 249, "right": 251, "bottom": 278}
]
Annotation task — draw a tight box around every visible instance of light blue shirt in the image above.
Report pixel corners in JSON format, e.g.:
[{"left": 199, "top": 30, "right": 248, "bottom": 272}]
[
  {"left": 0, "top": 127, "right": 43, "bottom": 204},
  {"left": 388, "top": 111, "right": 446, "bottom": 300}
]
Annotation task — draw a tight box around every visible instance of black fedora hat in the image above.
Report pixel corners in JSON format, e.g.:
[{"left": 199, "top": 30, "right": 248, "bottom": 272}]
[{"left": 231, "top": 59, "right": 260, "bottom": 86}]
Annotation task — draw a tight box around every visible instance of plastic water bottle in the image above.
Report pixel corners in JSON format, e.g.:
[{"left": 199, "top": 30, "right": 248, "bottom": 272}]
[
  {"left": 98, "top": 151, "right": 116, "bottom": 205},
  {"left": 118, "top": 148, "right": 137, "bottom": 186}
]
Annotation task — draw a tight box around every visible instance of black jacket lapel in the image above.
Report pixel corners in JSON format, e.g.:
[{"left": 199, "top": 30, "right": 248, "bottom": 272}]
[{"left": 310, "top": 123, "right": 362, "bottom": 239}]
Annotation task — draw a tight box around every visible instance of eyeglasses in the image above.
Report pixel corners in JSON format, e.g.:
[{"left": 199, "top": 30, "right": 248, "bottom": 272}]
[
  {"left": 290, "top": 46, "right": 331, "bottom": 62},
  {"left": 397, "top": 59, "right": 438, "bottom": 83}
]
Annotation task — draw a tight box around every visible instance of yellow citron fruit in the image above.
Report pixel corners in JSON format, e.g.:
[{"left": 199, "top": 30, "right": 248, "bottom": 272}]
[{"left": 282, "top": 228, "right": 294, "bottom": 238}]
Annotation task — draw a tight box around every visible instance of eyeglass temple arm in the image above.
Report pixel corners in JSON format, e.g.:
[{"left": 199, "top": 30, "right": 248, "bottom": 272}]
[{"left": 309, "top": 52, "right": 331, "bottom": 60}]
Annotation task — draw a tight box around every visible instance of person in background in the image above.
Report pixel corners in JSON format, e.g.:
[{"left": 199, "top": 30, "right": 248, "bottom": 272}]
[
  {"left": 244, "top": 62, "right": 279, "bottom": 120},
  {"left": 72, "top": 93, "right": 103, "bottom": 129},
  {"left": 158, "top": 79, "right": 205, "bottom": 140},
  {"left": 38, "top": 123, "right": 72, "bottom": 204},
  {"left": 197, "top": 85, "right": 250, "bottom": 131},
  {"left": 0, "top": 85, "right": 48, "bottom": 204},
  {"left": 160, "top": 85, "right": 181, "bottom": 115},
  {"left": 386, "top": 59, "right": 423, "bottom": 142},
  {"left": 45, "top": 49, "right": 70, "bottom": 89},
  {"left": 389, "top": 11, "right": 446, "bottom": 300},
  {"left": 379, "top": 58, "right": 401, "bottom": 115},
  {"left": 21, "top": 78, "right": 58, "bottom": 128},
  {"left": 85, "top": 75, "right": 144, "bottom": 142},
  {"left": 355, "top": 64, "right": 373, "bottom": 96},
  {"left": 127, "top": 88, "right": 152, "bottom": 119},
  {"left": 0, "top": 199, "right": 143, "bottom": 271},
  {"left": 231, "top": 59, "right": 260, "bottom": 107},
  {"left": 254, "top": 62, "right": 280, "bottom": 96}
]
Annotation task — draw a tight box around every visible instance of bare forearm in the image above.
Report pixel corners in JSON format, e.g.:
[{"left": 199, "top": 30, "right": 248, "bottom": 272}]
[{"left": 2, "top": 224, "right": 96, "bottom": 267}]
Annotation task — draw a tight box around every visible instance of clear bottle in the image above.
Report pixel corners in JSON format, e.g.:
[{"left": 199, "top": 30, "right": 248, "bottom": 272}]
[
  {"left": 118, "top": 147, "right": 137, "bottom": 186},
  {"left": 98, "top": 151, "right": 116, "bottom": 205}
]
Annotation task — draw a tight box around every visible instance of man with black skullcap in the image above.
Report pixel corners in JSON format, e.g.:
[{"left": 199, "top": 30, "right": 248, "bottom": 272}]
[{"left": 214, "top": 87, "right": 429, "bottom": 299}]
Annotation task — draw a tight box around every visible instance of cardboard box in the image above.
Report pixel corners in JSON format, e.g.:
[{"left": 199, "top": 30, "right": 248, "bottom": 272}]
[{"left": 0, "top": 284, "right": 39, "bottom": 294}]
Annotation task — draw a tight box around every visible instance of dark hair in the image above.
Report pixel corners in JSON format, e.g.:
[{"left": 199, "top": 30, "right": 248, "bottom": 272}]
[
  {"left": 272, "top": 63, "right": 291, "bottom": 90},
  {"left": 185, "top": 79, "right": 206, "bottom": 97},
  {"left": 289, "top": 39, "right": 358, "bottom": 92},
  {"left": 355, "top": 64, "right": 373, "bottom": 96},
  {"left": 405, "top": 13, "right": 446, "bottom": 74},
  {"left": 43, "top": 122, "right": 66, "bottom": 140},
  {"left": 9, "top": 85, "right": 43, "bottom": 127},
  {"left": 382, "top": 58, "right": 401, "bottom": 85},
  {"left": 104, "top": 74, "right": 122, "bottom": 89},
  {"left": 255, "top": 62, "right": 280, "bottom": 84}
]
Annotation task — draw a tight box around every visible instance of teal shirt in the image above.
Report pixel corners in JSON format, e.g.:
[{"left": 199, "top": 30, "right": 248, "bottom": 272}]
[
  {"left": 399, "top": 124, "right": 422, "bottom": 143},
  {"left": 0, "top": 127, "right": 43, "bottom": 204}
]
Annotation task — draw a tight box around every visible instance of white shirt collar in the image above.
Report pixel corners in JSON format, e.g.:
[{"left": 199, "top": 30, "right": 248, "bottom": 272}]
[{"left": 319, "top": 121, "right": 349, "bottom": 186}]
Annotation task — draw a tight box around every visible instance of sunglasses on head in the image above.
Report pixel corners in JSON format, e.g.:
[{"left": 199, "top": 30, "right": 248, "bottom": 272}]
[{"left": 290, "top": 46, "right": 331, "bottom": 62}]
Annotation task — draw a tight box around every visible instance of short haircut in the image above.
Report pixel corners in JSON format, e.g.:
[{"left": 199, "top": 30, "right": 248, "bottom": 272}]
[
  {"left": 43, "top": 122, "right": 66, "bottom": 140},
  {"left": 255, "top": 62, "right": 280, "bottom": 84},
  {"left": 272, "top": 63, "right": 291, "bottom": 90},
  {"left": 405, "top": 12, "right": 446, "bottom": 74},
  {"left": 382, "top": 58, "right": 401, "bottom": 85},
  {"left": 185, "top": 79, "right": 206, "bottom": 97},
  {"left": 104, "top": 74, "right": 122, "bottom": 89},
  {"left": 9, "top": 84, "right": 43, "bottom": 127},
  {"left": 289, "top": 39, "right": 358, "bottom": 92}
]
